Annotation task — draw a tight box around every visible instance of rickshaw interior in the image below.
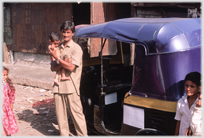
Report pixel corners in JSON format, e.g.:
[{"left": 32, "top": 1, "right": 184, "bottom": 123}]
[{"left": 74, "top": 37, "right": 134, "bottom": 134}]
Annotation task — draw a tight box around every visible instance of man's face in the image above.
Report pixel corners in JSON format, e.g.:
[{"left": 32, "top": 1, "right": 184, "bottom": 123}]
[
  {"left": 185, "top": 80, "right": 199, "bottom": 97},
  {"left": 62, "top": 29, "right": 74, "bottom": 42}
]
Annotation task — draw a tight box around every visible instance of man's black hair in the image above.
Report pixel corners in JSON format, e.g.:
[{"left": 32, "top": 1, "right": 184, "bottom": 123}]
[
  {"left": 60, "top": 20, "right": 75, "bottom": 33},
  {"left": 185, "top": 71, "right": 201, "bottom": 86},
  {"left": 49, "top": 32, "right": 60, "bottom": 42}
]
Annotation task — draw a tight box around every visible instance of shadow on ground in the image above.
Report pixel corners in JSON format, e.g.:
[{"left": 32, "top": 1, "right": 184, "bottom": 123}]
[{"left": 16, "top": 98, "right": 77, "bottom": 136}]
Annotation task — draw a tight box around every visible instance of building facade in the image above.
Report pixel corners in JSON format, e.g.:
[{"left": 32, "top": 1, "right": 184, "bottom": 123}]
[{"left": 3, "top": 2, "right": 201, "bottom": 66}]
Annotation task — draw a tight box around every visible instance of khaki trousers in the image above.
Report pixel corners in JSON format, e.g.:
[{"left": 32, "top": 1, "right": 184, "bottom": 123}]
[{"left": 54, "top": 93, "right": 87, "bottom": 136}]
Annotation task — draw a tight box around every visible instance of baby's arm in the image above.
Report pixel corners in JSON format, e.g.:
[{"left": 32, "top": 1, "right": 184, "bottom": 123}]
[
  {"left": 48, "top": 45, "right": 55, "bottom": 61},
  {"left": 49, "top": 47, "right": 62, "bottom": 72},
  {"left": 56, "top": 47, "right": 61, "bottom": 58}
]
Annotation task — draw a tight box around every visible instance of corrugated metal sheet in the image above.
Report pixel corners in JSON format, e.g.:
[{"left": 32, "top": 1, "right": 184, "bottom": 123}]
[
  {"left": 9, "top": 3, "right": 73, "bottom": 54},
  {"left": 4, "top": 6, "right": 12, "bottom": 45}
]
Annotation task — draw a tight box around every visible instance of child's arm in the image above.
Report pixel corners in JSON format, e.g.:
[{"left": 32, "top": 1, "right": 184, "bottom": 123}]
[
  {"left": 48, "top": 45, "right": 55, "bottom": 61},
  {"left": 10, "top": 103, "right": 13, "bottom": 110},
  {"left": 175, "top": 120, "right": 180, "bottom": 135},
  {"left": 2, "top": 128, "right": 6, "bottom": 136},
  {"left": 8, "top": 87, "right": 15, "bottom": 109}
]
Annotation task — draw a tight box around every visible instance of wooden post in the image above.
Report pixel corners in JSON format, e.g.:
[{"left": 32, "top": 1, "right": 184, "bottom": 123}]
[
  {"left": 90, "top": 2, "right": 117, "bottom": 57},
  {"left": 3, "top": 42, "right": 10, "bottom": 64}
]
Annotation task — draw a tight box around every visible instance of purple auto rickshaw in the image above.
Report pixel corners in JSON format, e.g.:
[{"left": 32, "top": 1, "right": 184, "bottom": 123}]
[{"left": 73, "top": 18, "right": 201, "bottom": 135}]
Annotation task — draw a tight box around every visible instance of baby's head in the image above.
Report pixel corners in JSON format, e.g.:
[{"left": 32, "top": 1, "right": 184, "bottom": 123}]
[
  {"left": 49, "top": 32, "right": 61, "bottom": 48},
  {"left": 184, "top": 71, "right": 201, "bottom": 97}
]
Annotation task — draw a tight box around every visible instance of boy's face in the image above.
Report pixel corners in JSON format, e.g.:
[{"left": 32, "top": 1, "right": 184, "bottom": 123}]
[
  {"left": 49, "top": 40, "right": 60, "bottom": 48},
  {"left": 62, "top": 29, "right": 74, "bottom": 42},
  {"left": 185, "top": 80, "right": 199, "bottom": 97}
]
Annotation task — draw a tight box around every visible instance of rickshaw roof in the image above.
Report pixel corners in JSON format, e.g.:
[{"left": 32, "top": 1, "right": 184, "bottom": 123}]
[{"left": 74, "top": 18, "right": 201, "bottom": 54}]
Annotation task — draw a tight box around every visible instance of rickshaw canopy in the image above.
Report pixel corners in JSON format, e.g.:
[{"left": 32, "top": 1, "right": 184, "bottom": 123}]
[{"left": 74, "top": 18, "right": 201, "bottom": 54}]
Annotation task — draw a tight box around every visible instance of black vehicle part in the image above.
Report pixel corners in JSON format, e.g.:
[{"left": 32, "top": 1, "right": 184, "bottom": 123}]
[
  {"left": 96, "top": 38, "right": 133, "bottom": 135},
  {"left": 98, "top": 38, "right": 118, "bottom": 134}
]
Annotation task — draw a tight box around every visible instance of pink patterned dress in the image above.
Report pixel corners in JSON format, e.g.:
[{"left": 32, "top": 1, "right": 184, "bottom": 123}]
[{"left": 3, "top": 82, "right": 18, "bottom": 135}]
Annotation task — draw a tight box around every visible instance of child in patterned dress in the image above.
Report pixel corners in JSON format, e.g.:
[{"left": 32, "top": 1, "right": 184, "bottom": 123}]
[{"left": 2, "top": 66, "right": 18, "bottom": 136}]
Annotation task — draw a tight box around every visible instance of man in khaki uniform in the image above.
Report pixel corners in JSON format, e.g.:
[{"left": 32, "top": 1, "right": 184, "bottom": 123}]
[{"left": 49, "top": 20, "right": 87, "bottom": 136}]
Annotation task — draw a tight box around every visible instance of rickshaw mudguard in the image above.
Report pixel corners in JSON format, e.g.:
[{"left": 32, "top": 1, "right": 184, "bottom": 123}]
[{"left": 136, "top": 128, "right": 167, "bottom": 135}]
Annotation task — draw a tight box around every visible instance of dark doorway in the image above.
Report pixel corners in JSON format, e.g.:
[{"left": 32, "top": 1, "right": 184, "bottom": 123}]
[
  {"left": 115, "top": 3, "right": 131, "bottom": 19},
  {"left": 73, "top": 2, "right": 90, "bottom": 26}
]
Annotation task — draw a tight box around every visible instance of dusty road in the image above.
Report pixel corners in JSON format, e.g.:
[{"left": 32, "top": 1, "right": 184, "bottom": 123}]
[{"left": 12, "top": 84, "right": 79, "bottom": 136}]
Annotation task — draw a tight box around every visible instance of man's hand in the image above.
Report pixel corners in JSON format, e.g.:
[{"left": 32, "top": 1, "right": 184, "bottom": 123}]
[{"left": 185, "top": 127, "right": 192, "bottom": 136}]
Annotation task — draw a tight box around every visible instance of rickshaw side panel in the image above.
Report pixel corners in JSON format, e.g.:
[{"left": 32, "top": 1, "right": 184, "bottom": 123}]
[{"left": 131, "top": 46, "right": 201, "bottom": 101}]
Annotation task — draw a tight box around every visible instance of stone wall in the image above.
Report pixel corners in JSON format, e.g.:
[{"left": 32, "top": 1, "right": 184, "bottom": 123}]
[{"left": 13, "top": 51, "right": 51, "bottom": 68}]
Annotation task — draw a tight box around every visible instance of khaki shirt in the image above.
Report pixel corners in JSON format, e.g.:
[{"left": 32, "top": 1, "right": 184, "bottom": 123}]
[{"left": 52, "top": 40, "right": 83, "bottom": 95}]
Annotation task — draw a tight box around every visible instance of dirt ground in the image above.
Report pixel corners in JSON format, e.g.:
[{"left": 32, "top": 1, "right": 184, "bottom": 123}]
[{"left": 11, "top": 84, "right": 80, "bottom": 136}]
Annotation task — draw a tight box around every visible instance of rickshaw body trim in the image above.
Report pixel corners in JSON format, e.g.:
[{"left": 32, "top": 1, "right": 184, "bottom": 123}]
[{"left": 124, "top": 92, "right": 177, "bottom": 112}]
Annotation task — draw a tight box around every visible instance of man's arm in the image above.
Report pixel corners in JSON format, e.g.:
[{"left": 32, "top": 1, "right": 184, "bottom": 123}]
[
  {"left": 49, "top": 48, "right": 75, "bottom": 72},
  {"left": 58, "top": 58, "right": 75, "bottom": 72}
]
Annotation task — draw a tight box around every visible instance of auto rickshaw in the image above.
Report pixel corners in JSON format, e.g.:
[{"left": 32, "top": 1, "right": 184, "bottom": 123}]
[{"left": 73, "top": 18, "right": 201, "bottom": 135}]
